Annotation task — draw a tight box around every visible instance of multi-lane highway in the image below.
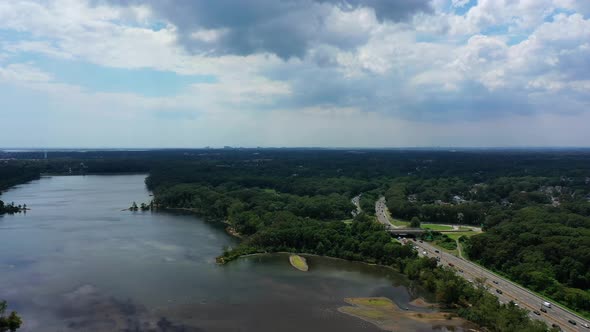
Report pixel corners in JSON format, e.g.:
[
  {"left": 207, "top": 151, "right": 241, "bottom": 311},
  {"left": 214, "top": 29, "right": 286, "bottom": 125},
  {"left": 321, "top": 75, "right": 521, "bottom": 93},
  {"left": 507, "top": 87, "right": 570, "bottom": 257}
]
[
  {"left": 375, "top": 197, "right": 590, "bottom": 331},
  {"left": 351, "top": 194, "right": 362, "bottom": 217},
  {"left": 413, "top": 240, "right": 590, "bottom": 331},
  {"left": 375, "top": 197, "right": 394, "bottom": 228}
]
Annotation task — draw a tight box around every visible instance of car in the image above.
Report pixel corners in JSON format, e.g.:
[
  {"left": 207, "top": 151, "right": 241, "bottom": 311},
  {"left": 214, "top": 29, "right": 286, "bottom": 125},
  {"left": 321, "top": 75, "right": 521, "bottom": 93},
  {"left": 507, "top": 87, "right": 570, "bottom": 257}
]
[
  {"left": 581, "top": 322, "right": 589, "bottom": 328},
  {"left": 551, "top": 323, "right": 561, "bottom": 330},
  {"left": 423, "top": 251, "right": 427, "bottom": 255},
  {"left": 448, "top": 263, "right": 454, "bottom": 267},
  {"left": 493, "top": 280, "right": 499, "bottom": 284},
  {"left": 419, "top": 240, "right": 423, "bottom": 243},
  {"left": 496, "top": 289, "right": 503, "bottom": 294},
  {"left": 533, "top": 310, "right": 541, "bottom": 316},
  {"left": 458, "top": 269, "right": 464, "bottom": 273},
  {"left": 434, "top": 250, "right": 440, "bottom": 253},
  {"left": 568, "top": 319, "right": 576, "bottom": 325},
  {"left": 540, "top": 308, "right": 547, "bottom": 313}
]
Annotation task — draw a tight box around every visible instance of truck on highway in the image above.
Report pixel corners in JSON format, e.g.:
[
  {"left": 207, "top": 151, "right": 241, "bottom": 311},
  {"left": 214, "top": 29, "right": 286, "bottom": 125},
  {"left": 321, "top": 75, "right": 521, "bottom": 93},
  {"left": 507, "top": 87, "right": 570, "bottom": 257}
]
[{"left": 543, "top": 301, "right": 552, "bottom": 308}]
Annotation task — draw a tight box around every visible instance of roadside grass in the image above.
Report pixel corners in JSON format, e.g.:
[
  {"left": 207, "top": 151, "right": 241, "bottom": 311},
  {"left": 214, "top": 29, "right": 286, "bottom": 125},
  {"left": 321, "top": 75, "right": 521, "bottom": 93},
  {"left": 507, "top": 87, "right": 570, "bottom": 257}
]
[
  {"left": 391, "top": 218, "right": 410, "bottom": 227},
  {"left": 446, "top": 231, "right": 478, "bottom": 241},
  {"left": 432, "top": 241, "right": 459, "bottom": 256},
  {"left": 457, "top": 242, "right": 468, "bottom": 259},
  {"left": 379, "top": 207, "right": 409, "bottom": 227},
  {"left": 421, "top": 224, "right": 453, "bottom": 231}
]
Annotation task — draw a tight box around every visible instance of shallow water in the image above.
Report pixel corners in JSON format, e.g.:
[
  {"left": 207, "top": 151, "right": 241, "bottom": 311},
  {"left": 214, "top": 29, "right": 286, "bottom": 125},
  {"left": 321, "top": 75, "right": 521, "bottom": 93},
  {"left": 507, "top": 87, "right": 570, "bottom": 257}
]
[{"left": 0, "top": 175, "right": 450, "bottom": 331}]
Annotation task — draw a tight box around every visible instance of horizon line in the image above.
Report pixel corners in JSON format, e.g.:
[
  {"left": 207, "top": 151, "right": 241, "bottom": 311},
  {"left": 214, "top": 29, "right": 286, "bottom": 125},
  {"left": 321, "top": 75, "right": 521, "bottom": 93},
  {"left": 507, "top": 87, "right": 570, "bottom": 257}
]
[{"left": 2, "top": 146, "right": 590, "bottom": 151}]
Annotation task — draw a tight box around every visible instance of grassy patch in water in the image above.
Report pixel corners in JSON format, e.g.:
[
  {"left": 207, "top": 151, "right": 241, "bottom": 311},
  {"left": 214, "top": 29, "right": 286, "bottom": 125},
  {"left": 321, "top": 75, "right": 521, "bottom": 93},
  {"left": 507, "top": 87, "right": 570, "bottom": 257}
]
[{"left": 289, "top": 254, "right": 309, "bottom": 271}]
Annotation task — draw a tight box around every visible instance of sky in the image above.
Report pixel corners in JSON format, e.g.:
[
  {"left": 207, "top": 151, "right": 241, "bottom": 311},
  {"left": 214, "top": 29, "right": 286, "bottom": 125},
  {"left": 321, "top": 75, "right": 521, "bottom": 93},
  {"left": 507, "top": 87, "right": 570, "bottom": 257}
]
[{"left": 0, "top": 0, "right": 589, "bottom": 148}]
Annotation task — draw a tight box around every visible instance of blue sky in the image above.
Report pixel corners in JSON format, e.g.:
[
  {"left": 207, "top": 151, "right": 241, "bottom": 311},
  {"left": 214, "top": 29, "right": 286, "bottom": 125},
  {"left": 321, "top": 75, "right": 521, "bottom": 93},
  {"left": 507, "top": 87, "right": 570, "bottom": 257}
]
[{"left": 0, "top": 0, "right": 589, "bottom": 148}]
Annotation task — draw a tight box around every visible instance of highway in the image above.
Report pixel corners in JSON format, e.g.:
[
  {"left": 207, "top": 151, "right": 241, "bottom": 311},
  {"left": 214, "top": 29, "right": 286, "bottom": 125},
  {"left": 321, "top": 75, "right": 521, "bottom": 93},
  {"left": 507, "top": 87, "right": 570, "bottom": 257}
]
[
  {"left": 375, "top": 197, "right": 590, "bottom": 331},
  {"left": 351, "top": 194, "right": 362, "bottom": 217},
  {"left": 375, "top": 197, "right": 395, "bottom": 229},
  {"left": 412, "top": 240, "right": 590, "bottom": 331}
]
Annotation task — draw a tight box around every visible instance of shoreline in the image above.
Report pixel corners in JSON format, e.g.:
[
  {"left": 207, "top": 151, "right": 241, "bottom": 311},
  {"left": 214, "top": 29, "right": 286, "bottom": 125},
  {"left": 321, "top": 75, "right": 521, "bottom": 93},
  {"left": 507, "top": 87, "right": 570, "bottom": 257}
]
[
  {"left": 224, "top": 251, "right": 404, "bottom": 273},
  {"left": 161, "top": 207, "right": 244, "bottom": 239},
  {"left": 40, "top": 172, "right": 148, "bottom": 176},
  {"left": 337, "top": 297, "right": 474, "bottom": 332}
]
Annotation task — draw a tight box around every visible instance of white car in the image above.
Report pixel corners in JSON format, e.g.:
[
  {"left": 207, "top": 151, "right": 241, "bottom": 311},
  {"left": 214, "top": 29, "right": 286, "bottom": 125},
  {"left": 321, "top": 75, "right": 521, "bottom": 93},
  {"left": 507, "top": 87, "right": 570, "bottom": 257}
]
[{"left": 581, "top": 322, "right": 589, "bottom": 328}]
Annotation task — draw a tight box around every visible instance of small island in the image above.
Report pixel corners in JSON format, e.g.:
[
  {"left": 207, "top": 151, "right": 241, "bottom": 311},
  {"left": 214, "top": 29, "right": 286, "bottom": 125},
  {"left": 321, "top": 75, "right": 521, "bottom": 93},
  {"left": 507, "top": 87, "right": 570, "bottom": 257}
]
[
  {"left": 289, "top": 255, "right": 309, "bottom": 272},
  {"left": 128, "top": 201, "right": 155, "bottom": 211},
  {"left": 0, "top": 200, "right": 27, "bottom": 215}
]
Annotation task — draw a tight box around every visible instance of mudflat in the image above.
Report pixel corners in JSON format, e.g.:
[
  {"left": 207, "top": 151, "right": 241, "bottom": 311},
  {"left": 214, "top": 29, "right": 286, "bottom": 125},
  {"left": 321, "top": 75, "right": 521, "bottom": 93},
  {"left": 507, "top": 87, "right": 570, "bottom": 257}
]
[{"left": 339, "top": 297, "right": 478, "bottom": 331}]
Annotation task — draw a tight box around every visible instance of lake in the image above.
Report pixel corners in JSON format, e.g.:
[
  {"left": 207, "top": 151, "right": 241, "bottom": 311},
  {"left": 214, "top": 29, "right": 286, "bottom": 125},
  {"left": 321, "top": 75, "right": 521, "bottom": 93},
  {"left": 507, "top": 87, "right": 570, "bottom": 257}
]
[{"left": 0, "top": 175, "right": 449, "bottom": 331}]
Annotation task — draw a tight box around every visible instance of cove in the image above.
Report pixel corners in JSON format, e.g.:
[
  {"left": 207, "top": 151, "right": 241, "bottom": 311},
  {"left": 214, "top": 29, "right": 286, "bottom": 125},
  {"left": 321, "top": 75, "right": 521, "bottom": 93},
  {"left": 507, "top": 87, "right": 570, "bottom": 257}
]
[{"left": 0, "top": 175, "right": 459, "bottom": 331}]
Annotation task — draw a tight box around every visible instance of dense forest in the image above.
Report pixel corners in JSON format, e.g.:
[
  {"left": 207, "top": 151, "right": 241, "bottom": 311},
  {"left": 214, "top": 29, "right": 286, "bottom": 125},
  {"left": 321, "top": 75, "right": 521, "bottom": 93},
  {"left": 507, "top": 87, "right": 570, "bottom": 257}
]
[
  {"left": 0, "top": 161, "right": 41, "bottom": 192},
  {"left": 381, "top": 171, "right": 590, "bottom": 316},
  {"left": 0, "top": 162, "right": 40, "bottom": 214},
  {"left": 143, "top": 149, "right": 590, "bottom": 322},
  {"left": 3, "top": 148, "right": 590, "bottom": 328}
]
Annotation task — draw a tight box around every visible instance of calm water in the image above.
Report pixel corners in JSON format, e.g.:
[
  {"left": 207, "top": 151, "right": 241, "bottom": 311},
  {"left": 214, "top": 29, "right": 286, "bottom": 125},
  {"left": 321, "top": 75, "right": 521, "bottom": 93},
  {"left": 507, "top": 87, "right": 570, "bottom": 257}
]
[{"left": 0, "top": 175, "right": 440, "bottom": 331}]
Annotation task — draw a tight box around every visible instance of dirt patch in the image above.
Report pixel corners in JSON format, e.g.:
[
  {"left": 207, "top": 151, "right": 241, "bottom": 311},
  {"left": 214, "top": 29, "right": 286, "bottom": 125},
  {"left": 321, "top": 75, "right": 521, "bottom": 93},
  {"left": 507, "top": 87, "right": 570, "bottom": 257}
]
[
  {"left": 409, "top": 297, "right": 439, "bottom": 309},
  {"left": 225, "top": 226, "right": 243, "bottom": 238}
]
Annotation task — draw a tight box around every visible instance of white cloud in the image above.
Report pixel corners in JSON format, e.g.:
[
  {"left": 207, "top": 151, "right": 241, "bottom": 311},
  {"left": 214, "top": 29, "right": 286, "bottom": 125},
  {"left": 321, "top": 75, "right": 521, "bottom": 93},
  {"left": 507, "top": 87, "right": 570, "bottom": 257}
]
[
  {"left": 3, "top": 40, "right": 73, "bottom": 59},
  {"left": 0, "top": 0, "right": 589, "bottom": 147},
  {"left": 190, "top": 28, "right": 228, "bottom": 43},
  {"left": 0, "top": 63, "right": 53, "bottom": 82}
]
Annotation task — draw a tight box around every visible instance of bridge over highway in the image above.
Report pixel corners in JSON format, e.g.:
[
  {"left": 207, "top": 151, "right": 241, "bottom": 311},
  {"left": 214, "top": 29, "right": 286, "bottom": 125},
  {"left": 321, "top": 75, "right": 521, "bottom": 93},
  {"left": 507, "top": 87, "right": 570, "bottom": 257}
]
[
  {"left": 386, "top": 227, "right": 475, "bottom": 236},
  {"left": 386, "top": 227, "right": 425, "bottom": 236}
]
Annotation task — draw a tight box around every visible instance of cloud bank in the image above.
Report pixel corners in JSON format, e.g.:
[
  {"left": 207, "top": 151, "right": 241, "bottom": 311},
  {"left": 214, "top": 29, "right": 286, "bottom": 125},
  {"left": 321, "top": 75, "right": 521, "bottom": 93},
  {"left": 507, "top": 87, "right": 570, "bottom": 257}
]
[{"left": 0, "top": 0, "right": 589, "bottom": 147}]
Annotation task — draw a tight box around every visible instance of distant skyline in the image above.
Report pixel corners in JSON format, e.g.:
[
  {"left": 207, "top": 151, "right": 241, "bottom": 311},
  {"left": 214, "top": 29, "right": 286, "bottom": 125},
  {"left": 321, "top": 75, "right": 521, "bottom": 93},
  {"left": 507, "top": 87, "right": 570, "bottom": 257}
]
[{"left": 1, "top": 0, "right": 589, "bottom": 148}]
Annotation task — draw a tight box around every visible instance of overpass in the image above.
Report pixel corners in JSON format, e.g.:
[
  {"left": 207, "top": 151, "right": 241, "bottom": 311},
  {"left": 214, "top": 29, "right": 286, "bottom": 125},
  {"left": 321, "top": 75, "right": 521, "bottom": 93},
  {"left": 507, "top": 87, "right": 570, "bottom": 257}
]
[
  {"left": 386, "top": 227, "right": 426, "bottom": 236},
  {"left": 387, "top": 228, "right": 474, "bottom": 236}
]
